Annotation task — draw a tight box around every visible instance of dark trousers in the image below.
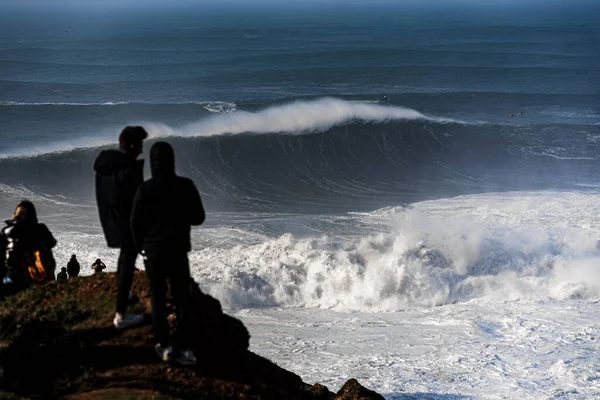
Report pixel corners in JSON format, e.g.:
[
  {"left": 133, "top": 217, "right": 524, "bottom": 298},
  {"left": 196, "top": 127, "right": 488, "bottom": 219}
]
[
  {"left": 144, "top": 250, "right": 192, "bottom": 351},
  {"left": 115, "top": 242, "right": 137, "bottom": 315}
]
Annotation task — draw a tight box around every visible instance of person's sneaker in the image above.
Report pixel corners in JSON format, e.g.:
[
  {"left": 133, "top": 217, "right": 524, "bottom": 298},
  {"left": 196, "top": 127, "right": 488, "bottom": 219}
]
[
  {"left": 155, "top": 343, "right": 173, "bottom": 362},
  {"left": 176, "top": 349, "right": 197, "bottom": 366},
  {"left": 113, "top": 312, "right": 143, "bottom": 329}
]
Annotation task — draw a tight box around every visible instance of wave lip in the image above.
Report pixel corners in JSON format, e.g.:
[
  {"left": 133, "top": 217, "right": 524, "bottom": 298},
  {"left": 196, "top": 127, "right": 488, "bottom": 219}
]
[
  {"left": 0, "top": 97, "right": 449, "bottom": 159},
  {"left": 179, "top": 97, "right": 443, "bottom": 138},
  {"left": 0, "top": 101, "right": 131, "bottom": 106}
]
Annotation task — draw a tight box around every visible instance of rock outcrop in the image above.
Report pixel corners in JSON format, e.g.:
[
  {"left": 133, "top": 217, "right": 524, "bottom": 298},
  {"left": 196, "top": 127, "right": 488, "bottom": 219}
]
[{"left": 0, "top": 272, "right": 383, "bottom": 399}]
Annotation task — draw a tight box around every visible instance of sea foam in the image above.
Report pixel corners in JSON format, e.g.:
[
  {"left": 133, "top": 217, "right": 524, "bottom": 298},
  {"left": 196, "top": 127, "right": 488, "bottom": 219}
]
[{"left": 189, "top": 191, "right": 600, "bottom": 311}]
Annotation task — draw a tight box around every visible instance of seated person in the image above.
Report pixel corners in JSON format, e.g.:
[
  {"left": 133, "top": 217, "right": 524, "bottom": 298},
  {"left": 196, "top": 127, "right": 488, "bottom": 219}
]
[
  {"left": 1, "top": 200, "right": 57, "bottom": 296},
  {"left": 57, "top": 267, "right": 68, "bottom": 281}
]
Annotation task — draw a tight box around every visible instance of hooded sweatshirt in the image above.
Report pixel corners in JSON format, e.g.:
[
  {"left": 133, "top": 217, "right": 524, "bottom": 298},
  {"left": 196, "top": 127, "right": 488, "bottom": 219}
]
[
  {"left": 130, "top": 142, "right": 205, "bottom": 254},
  {"left": 94, "top": 149, "right": 144, "bottom": 248}
]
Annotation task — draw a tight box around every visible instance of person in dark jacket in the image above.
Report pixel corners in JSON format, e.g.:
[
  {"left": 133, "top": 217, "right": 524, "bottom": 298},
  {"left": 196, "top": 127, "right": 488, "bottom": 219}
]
[
  {"left": 67, "top": 254, "right": 80, "bottom": 277},
  {"left": 131, "top": 141, "right": 205, "bottom": 365},
  {"left": 94, "top": 125, "right": 147, "bottom": 329},
  {"left": 1, "top": 200, "right": 57, "bottom": 296},
  {"left": 57, "top": 267, "right": 68, "bottom": 281}
]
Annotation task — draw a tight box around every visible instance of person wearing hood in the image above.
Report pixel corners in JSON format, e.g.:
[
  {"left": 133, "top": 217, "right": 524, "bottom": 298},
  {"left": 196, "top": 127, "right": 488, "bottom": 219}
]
[
  {"left": 67, "top": 254, "right": 80, "bottom": 277},
  {"left": 131, "top": 141, "right": 205, "bottom": 365},
  {"left": 94, "top": 126, "right": 147, "bottom": 329},
  {"left": 1, "top": 200, "right": 57, "bottom": 296}
]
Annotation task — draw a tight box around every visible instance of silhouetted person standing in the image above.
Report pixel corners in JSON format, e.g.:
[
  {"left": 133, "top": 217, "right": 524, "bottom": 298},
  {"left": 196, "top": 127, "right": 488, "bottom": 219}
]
[
  {"left": 131, "top": 141, "right": 205, "bottom": 365},
  {"left": 94, "top": 126, "right": 147, "bottom": 329},
  {"left": 67, "top": 254, "right": 80, "bottom": 277}
]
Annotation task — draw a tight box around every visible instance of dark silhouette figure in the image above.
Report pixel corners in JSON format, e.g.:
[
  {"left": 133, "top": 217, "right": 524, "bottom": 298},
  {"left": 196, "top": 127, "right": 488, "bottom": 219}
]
[
  {"left": 131, "top": 141, "right": 205, "bottom": 365},
  {"left": 0, "top": 201, "right": 57, "bottom": 296},
  {"left": 57, "top": 267, "right": 68, "bottom": 281},
  {"left": 94, "top": 126, "right": 147, "bottom": 329},
  {"left": 91, "top": 259, "right": 106, "bottom": 274},
  {"left": 67, "top": 254, "right": 80, "bottom": 277}
]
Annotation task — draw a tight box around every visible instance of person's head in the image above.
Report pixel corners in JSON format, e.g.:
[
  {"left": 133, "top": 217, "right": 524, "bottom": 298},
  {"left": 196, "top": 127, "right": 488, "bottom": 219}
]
[
  {"left": 61, "top": 267, "right": 67, "bottom": 272},
  {"left": 150, "top": 141, "right": 176, "bottom": 177},
  {"left": 71, "top": 254, "right": 76, "bottom": 259},
  {"left": 119, "top": 126, "right": 148, "bottom": 158},
  {"left": 95, "top": 258, "right": 101, "bottom": 264},
  {"left": 13, "top": 200, "right": 37, "bottom": 224}
]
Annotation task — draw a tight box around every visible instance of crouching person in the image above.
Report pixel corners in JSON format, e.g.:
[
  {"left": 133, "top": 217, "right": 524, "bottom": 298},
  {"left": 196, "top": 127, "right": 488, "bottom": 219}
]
[
  {"left": 1, "top": 200, "right": 57, "bottom": 296},
  {"left": 131, "top": 142, "right": 205, "bottom": 365},
  {"left": 57, "top": 267, "right": 68, "bottom": 281}
]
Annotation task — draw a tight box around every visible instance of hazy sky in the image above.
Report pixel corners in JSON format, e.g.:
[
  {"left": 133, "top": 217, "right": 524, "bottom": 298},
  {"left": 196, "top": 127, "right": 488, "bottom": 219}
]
[
  {"left": 3, "top": 0, "right": 599, "bottom": 8},
  {"left": 1, "top": 0, "right": 598, "bottom": 22}
]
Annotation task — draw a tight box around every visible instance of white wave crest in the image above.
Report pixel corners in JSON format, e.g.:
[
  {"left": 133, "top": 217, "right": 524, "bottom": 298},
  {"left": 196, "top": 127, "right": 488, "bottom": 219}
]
[
  {"left": 0, "top": 98, "right": 451, "bottom": 159},
  {"left": 179, "top": 97, "right": 447, "bottom": 138},
  {"left": 0, "top": 132, "right": 120, "bottom": 159},
  {"left": 0, "top": 101, "right": 130, "bottom": 106}
]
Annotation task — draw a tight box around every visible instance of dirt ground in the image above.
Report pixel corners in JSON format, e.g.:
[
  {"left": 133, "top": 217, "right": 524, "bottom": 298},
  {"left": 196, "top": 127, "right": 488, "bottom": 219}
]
[{"left": 0, "top": 272, "right": 383, "bottom": 400}]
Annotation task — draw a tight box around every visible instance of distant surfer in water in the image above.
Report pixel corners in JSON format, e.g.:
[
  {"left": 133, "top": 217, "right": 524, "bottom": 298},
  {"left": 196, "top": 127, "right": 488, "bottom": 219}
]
[{"left": 379, "top": 95, "right": 389, "bottom": 103}]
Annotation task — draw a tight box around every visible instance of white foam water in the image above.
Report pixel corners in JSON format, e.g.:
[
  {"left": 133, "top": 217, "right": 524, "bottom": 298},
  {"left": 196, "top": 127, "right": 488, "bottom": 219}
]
[
  {"left": 42, "top": 190, "right": 600, "bottom": 398},
  {"left": 188, "top": 191, "right": 600, "bottom": 312}
]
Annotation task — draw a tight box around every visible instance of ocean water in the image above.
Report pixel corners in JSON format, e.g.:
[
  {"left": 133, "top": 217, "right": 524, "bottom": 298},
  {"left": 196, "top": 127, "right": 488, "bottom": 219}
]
[{"left": 1, "top": 1, "right": 600, "bottom": 398}]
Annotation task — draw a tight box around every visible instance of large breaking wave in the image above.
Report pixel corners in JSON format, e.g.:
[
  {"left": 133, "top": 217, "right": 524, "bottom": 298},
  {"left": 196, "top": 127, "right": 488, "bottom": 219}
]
[
  {"left": 0, "top": 98, "right": 442, "bottom": 158},
  {"left": 1, "top": 98, "right": 599, "bottom": 311},
  {"left": 0, "top": 97, "right": 598, "bottom": 213}
]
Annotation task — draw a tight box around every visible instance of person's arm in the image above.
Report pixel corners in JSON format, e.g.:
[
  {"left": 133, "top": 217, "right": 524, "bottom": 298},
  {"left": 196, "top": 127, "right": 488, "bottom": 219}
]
[
  {"left": 114, "top": 160, "right": 144, "bottom": 227},
  {"left": 0, "top": 231, "right": 6, "bottom": 278},
  {"left": 130, "top": 185, "right": 147, "bottom": 253},
  {"left": 39, "top": 224, "right": 57, "bottom": 249},
  {"left": 186, "top": 180, "right": 206, "bottom": 226},
  {"left": 119, "top": 159, "right": 144, "bottom": 207}
]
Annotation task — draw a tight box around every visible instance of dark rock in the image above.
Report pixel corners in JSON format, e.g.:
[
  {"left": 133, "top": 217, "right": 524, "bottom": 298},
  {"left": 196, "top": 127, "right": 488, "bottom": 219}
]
[
  {"left": 0, "top": 272, "right": 384, "bottom": 399},
  {"left": 307, "top": 383, "right": 334, "bottom": 399},
  {"left": 335, "top": 379, "right": 385, "bottom": 400}
]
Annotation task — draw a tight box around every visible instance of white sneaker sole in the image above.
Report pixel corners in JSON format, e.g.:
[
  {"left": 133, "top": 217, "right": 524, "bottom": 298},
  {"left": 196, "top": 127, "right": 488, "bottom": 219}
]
[
  {"left": 113, "top": 316, "right": 143, "bottom": 330},
  {"left": 155, "top": 346, "right": 173, "bottom": 362}
]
